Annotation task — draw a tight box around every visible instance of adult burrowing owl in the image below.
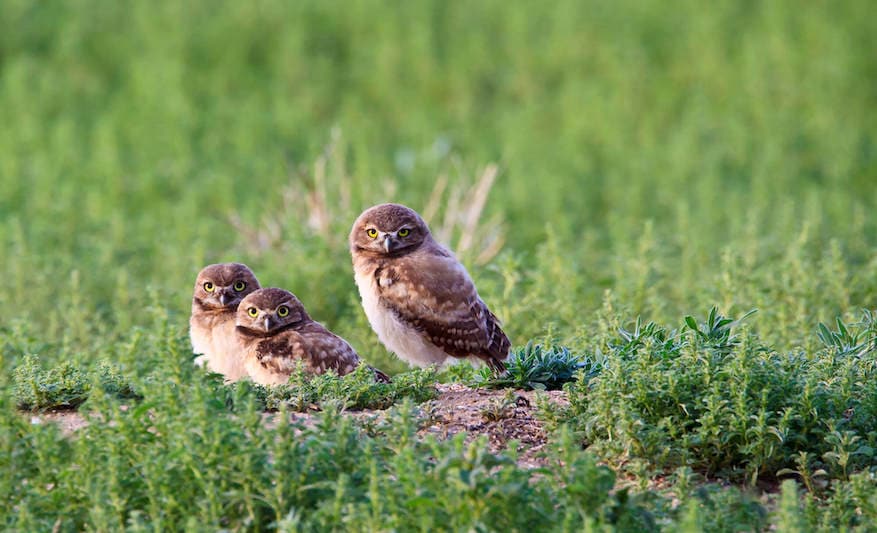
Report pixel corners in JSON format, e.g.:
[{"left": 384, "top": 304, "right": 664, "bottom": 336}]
[
  {"left": 190, "top": 263, "right": 261, "bottom": 380},
  {"left": 235, "top": 288, "right": 364, "bottom": 385},
  {"left": 349, "top": 203, "right": 510, "bottom": 372}
]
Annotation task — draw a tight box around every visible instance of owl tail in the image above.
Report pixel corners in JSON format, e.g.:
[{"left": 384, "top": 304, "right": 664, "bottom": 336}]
[
  {"left": 368, "top": 365, "right": 392, "bottom": 383},
  {"left": 484, "top": 355, "right": 507, "bottom": 374},
  {"left": 483, "top": 308, "right": 511, "bottom": 374}
]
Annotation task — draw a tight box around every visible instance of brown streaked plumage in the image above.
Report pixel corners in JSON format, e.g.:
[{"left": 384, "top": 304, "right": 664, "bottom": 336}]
[
  {"left": 190, "top": 263, "right": 261, "bottom": 381},
  {"left": 235, "top": 288, "right": 368, "bottom": 385},
  {"left": 349, "top": 203, "right": 510, "bottom": 372}
]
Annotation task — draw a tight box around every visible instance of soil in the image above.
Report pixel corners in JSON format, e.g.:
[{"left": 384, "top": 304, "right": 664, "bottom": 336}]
[
  {"left": 415, "top": 383, "right": 568, "bottom": 468},
  {"left": 28, "top": 410, "right": 90, "bottom": 435}
]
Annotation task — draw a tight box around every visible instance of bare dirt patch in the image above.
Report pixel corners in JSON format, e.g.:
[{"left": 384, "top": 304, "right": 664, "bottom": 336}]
[
  {"left": 29, "top": 410, "right": 89, "bottom": 436},
  {"left": 416, "top": 383, "right": 568, "bottom": 468}
]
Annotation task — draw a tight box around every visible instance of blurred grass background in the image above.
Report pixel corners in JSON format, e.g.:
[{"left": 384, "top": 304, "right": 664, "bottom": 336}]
[{"left": 1, "top": 0, "right": 875, "bottom": 374}]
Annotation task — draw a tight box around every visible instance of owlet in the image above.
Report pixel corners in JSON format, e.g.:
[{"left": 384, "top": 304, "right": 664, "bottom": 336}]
[
  {"left": 235, "top": 287, "right": 368, "bottom": 385},
  {"left": 349, "top": 203, "right": 510, "bottom": 372},
  {"left": 190, "top": 262, "right": 261, "bottom": 380}
]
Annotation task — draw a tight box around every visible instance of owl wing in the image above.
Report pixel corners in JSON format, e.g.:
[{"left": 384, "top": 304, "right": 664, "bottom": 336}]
[
  {"left": 376, "top": 249, "right": 510, "bottom": 371},
  {"left": 255, "top": 323, "right": 360, "bottom": 378},
  {"left": 296, "top": 322, "right": 361, "bottom": 375}
]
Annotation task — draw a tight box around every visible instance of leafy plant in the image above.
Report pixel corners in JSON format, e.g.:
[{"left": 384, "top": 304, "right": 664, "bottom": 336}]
[
  {"left": 821, "top": 429, "right": 874, "bottom": 482},
  {"left": 220, "top": 365, "right": 438, "bottom": 412},
  {"left": 473, "top": 342, "right": 602, "bottom": 390},
  {"left": 564, "top": 308, "right": 877, "bottom": 487},
  {"left": 777, "top": 451, "right": 829, "bottom": 494},
  {"left": 684, "top": 306, "right": 757, "bottom": 354},
  {"left": 613, "top": 316, "right": 682, "bottom": 359},
  {"left": 480, "top": 390, "right": 520, "bottom": 421},
  {"left": 817, "top": 310, "right": 877, "bottom": 357},
  {"left": 95, "top": 361, "right": 139, "bottom": 400},
  {"left": 12, "top": 354, "right": 139, "bottom": 411}
]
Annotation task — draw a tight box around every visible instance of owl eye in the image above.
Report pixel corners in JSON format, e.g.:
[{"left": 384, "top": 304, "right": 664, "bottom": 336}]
[
  {"left": 277, "top": 305, "right": 289, "bottom": 317},
  {"left": 397, "top": 228, "right": 410, "bottom": 237},
  {"left": 366, "top": 228, "right": 378, "bottom": 239},
  {"left": 247, "top": 307, "right": 258, "bottom": 317},
  {"left": 203, "top": 282, "right": 215, "bottom": 292},
  {"left": 233, "top": 281, "right": 247, "bottom": 292}
]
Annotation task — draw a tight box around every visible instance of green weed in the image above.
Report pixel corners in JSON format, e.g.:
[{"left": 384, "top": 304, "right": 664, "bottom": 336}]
[
  {"left": 0, "top": 390, "right": 656, "bottom": 531},
  {"left": 12, "top": 354, "right": 139, "bottom": 411},
  {"left": 219, "top": 365, "right": 438, "bottom": 412},
  {"left": 565, "top": 309, "right": 877, "bottom": 488},
  {"left": 473, "top": 341, "right": 604, "bottom": 391}
]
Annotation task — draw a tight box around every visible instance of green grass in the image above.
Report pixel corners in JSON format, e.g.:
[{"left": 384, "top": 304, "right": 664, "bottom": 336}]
[{"left": 1, "top": 0, "right": 876, "bottom": 529}]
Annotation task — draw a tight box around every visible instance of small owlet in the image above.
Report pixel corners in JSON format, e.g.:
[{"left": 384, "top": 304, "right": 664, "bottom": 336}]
[
  {"left": 190, "top": 263, "right": 261, "bottom": 381},
  {"left": 349, "top": 203, "right": 510, "bottom": 372},
  {"left": 235, "top": 288, "right": 363, "bottom": 385}
]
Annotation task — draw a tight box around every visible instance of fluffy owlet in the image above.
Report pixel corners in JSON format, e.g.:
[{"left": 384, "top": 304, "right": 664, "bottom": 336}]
[
  {"left": 235, "top": 288, "right": 364, "bottom": 385},
  {"left": 190, "top": 262, "right": 261, "bottom": 380},
  {"left": 349, "top": 203, "right": 510, "bottom": 372}
]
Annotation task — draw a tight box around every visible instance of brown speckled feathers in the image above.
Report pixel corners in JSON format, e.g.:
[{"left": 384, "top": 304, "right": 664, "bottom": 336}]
[
  {"left": 235, "top": 288, "right": 361, "bottom": 385},
  {"left": 350, "top": 203, "right": 510, "bottom": 371}
]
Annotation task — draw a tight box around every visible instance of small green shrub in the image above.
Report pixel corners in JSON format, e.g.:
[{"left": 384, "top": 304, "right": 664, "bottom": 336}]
[
  {"left": 565, "top": 308, "right": 877, "bottom": 486},
  {"left": 806, "top": 472, "right": 877, "bottom": 530},
  {"left": 684, "top": 483, "right": 768, "bottom": 532},
  {"left": 473, "top": 342, "right": 603, "bottom": 390},
  {"left": 0, "top": 388, "right": 658, "bottom": 531},
  {"left": 12, "top": 355, "right": 89, "bottom": 410},
  {"left": 12, "top": 354, "right": 139, "bottom": 411},
  {"left": 816, "top": 309, "right": 877, "bottom": 357},
  {"left": 95, "top": 360, "right": 139, "bottom": 400},
  {"left": 219, "top": 365, "right": 438, "bottom": 412}
]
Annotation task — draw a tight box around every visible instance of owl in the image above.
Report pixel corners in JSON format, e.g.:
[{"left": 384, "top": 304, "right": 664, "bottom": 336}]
[
  {"left": 190, "top": 262, "right": 261, "bottom": 381},
  {"left": 235, "top": 287, "right": 367, "bottom": 385},
  {"left": 349, "top": 203, "right": 510, "bottom": 372}
]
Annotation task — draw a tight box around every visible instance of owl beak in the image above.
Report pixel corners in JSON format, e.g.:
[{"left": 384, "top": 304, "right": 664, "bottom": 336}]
[
  {"left": 264, "top": 316, "right": 274, "bottom": 331},
  {"left": 383, "top": 235, "right": 395, "bottom": 253},
  {"left": 218, "top": 292, "right": 229, "bottom": 306}
]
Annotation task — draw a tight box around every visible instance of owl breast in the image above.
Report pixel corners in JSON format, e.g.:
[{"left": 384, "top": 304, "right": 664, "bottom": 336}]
[
  {"left": 210, "top": 320, "right": 249, "bottom": 380},
  {"left": 190, "top": 325, "right": 212, "bottom": 358},
  {"left": 189, "top": 312, "right": 248, "bottom": 380},
  {"left": 354, "top": 269, "right": 450, "bottom": 367}
]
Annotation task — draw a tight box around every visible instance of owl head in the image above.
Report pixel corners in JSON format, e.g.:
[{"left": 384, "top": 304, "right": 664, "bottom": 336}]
[
  {"left": 236, "top": 288, "right": 308, "bottom": 334},
  {"left": 193, "top": 263, "right": 260, "bottom": 311},
  {"left": 349, "top": 203, "right": 430, "bottom": 256}
]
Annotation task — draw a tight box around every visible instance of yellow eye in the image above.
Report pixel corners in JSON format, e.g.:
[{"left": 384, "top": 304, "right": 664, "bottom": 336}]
[
  {"left": 277, "top": 306, "right": 289, "bottom": 317},
  {"left": 247, "top": 307, "right": 258, "bottom": 317},
  {"left": 203, "top": 282, "right": 215, "bottom": 292},
  {"left": 366, "top": 228, "right": 378, "bottom": 239},
  {"left": 233, "top": 281, "right": 247, "bottom": 292},
  {"left": 398, "top": 228, "right": 410, "bottom": 237}
]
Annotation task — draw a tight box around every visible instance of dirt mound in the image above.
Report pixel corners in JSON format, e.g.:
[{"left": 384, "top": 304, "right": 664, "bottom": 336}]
[{"left": 417, "top": 383, "right": 567, "bottom": 468}]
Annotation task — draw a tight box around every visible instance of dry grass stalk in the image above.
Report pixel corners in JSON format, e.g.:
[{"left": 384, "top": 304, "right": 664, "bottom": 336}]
[
  {"left": 426, "top": 163, "right": 506, "bottom": 265},
  {"left": 228, "top": 131, "right": 505, "bottom": 264}
]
